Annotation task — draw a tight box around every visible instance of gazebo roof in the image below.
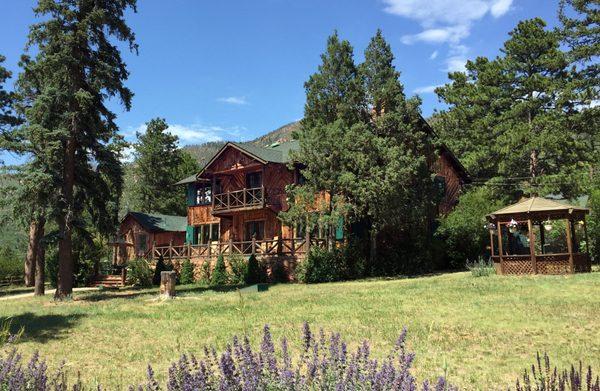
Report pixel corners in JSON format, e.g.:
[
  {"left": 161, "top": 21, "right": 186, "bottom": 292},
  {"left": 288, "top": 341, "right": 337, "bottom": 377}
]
[{"left": 489, "top": 197, "right": 589, "bottom": 217}]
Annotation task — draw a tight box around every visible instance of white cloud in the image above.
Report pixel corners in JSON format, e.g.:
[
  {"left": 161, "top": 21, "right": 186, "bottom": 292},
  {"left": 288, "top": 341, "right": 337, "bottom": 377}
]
[
  {"left": 124, "top": 122, "right": 246, "bottom": 146},
  {"left": 430, "top": 50, "right": 439, "bottom": 60},
  {"left": 217, "top": 96, "right": 249, "bottom": 105},
  {"left": 383, "top": 0, "right": 513, "bottom": 74},
  {"left": 490, "top": 0, "right": 513, "bottom": 17},
  {"left": 413, "top": 84, "right": 443, "bottom": 94}
]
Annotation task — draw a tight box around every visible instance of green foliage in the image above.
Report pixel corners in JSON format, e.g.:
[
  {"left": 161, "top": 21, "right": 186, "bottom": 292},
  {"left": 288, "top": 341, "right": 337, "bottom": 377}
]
[
  {"left": 127, "top": 258, "right": 153, "bottom": 287},
  {"left": 296, "top": 247, "right": 349, "bottom": 284},
  {"left": 467, "top": 257, "right": 497, "bottom": 277},
  {"left": 199, "top": 260, "right": 212, "bottom": 285},
  {"left": 128, "top": 118, "right": 199, "bottom": 215},
  {"left": 152, "top": 256, "right": 172, "bottom": 286},
  {"left": 210, "top": 254, "right": 229, "bottom": 286},
  {"left": 588, "top": 186, "right": 600, "bottom": 263},
  {"left": 0, "top": 247, "right": 21, "bottom": 281},
  {"left": 228, "top": 254, "right": 247, "bottom": 285},
  {"left": 179, "top": 259, "right": 195, "bottom": 285},
  {"left": 245, "top": 254, "right": 265, "bottom": 285},
  {"left": 436, "top": 187, "right": 506, "bottom": 269}
]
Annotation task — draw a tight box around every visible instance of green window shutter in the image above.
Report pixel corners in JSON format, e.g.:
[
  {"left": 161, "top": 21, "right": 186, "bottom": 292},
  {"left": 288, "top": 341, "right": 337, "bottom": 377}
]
[
  {"left": 186, "top": 184, "right": 196, "bottom": 206},
  {"left": 185, "top": 225, "right": 194, "bottom": 244},
  {"left": 335, "top": 217, "right": 344, "bottom": 240}
]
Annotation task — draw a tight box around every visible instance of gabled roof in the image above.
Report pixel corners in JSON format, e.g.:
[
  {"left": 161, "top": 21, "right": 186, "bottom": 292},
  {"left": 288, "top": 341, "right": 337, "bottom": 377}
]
[
  {"left": 123, "top": 212, "right": 187, "bottom": 232},
  {"left": 488, "top": 197, "right": 589, "bottom": 216}
]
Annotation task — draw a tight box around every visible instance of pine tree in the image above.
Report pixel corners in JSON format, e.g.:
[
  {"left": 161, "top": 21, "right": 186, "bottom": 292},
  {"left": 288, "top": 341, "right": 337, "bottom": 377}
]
[
  {"left": 129, "top": 118, "right": 199, "bottom": 215},
  {"left": 179, "top": 259, "right": 195, "bottom": 285},
  {"left": 210, "top": 254, "right": 229, "bottom": 286},
  {"left": 0, "top": 55, "right": 20, "bottom": 138},
  {"left": 287, "top": 32, "right": 367, "bottom": 248},
  {"left": 21, "top": 0, "right": 138, "bottom": 299}
]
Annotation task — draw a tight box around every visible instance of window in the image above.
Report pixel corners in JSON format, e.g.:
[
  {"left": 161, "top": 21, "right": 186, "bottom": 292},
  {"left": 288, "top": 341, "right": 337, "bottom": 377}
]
[
  {"left": 294, "top": 222, "right": 306, "bottom": 239},
  {"left": 194, "top": 223, "right": 219, "bottom": 245},
  {"left": 245, "top": 220, "right": 265, "bottom": 241},
  {"left": 136, "top": 233, "right": 148, "bottom": 253},
  {"left": 434, "top": 175, "right": 446, "bottom": 200},
  {"left": 196, "top": 185, "right": 212, "bottom": 205},
  {"left": 296, "top": 169, "right": 306, "bottom": 185},
  {"left": 246, "top": 172, "right": 262, "bottom": 189}
]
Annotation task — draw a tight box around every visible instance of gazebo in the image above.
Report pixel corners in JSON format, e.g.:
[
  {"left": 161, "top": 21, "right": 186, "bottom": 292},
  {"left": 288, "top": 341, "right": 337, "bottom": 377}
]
[{"left": 486, "top": 197, "right": 591, "bottom": 275}]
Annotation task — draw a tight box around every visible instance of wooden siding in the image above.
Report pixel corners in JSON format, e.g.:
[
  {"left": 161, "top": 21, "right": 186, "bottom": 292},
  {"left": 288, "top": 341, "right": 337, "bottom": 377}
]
[
  {"left": 116, "top": 215, "right": 185, "bottom": 263},
  {"left": 432, "top": 151, "right": 464, "bottom": 215}
]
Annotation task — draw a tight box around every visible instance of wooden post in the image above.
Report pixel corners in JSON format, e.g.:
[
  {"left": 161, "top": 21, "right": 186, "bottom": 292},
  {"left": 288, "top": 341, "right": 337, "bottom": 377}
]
[
  {"left": 252, "top": 233, "right": 256, "bottom": 255},
  {"left": 305, "top": 224, "right": 311, "bottom": 254},
  {"left": 160, "top": 271, "right": 176, "bottom": 298},
  {"left": 229, "top": 238, "right": 233, "bottom": 255},
  {"left": 489, "top": 229, "right": 495, "bottom": 258},
  {"left": 121, "top": 266, "right": 127, "bottom": 286},
  {"left": 583, "top": 216, "right": 590, "bottom": 256},
  {"left": 497, "top": 221, "right": 504, "bottom": 274},
  {"left": 169, "top": 240, "right": 173, "bottom": 262},
  {"left": 527, "top": 219, "right": 537, "bottom": 274},
  {"left": 565, "top": 218, "right": 574, "bottom": 273}
]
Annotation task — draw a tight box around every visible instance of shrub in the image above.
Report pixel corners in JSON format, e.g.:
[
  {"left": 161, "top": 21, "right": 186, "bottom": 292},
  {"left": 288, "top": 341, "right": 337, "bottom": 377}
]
[
  {"left": 179, "top": 259, "right": 195, "bottom": 285},
  {"left": 210, "top": 254, "right": 229, "bottom": 286},
  {"left": 436, "top": 187, "right": 506, "bottom": 269},
  {"left": 199, "top": 260, "right": 212, "bottom": 285},
  {"left": 466, "top": 257, "right": 496, "bottom": 277},
  {"left": 152, "top": 255, "right": 172, "bottom": 286},
  {"left": 245, "top": 254, "right": 265, "bottom": 285},
  {"left": 514, "top": 352, "right": 599, "bottom": 391},
  {"left": 296, "top": 246, "right": 348, "bottom": 283},
  {"left": 228, "top": 254, "right": 247, "bottom": 285},
  {"left": 127, "top": 258, "right": 153, "bottom": 287},
  {"left": 0, "top": 247, "right": 22, "bottom": 283},
  {"left": 588, "top": 187, "right": 600, "bottom": 264}
]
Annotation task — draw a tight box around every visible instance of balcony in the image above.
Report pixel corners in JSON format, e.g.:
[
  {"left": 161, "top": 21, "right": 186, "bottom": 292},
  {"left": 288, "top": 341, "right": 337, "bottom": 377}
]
[{"left": 212, "top": 186, "right": 265, "bottom": 213}]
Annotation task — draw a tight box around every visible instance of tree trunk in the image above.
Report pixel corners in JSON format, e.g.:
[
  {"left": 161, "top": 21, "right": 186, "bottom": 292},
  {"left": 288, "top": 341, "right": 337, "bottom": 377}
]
[
  {"left": 55, "top": 135, "right": 76, "bottom": 300},
  {"left": 24, "top": 218, "right": 43, "bottom": 287},
  {"left": 369, "top": 224, "right": 377, "bottom": 267},
  {"left": 34, "top": 217, "right": 46, "bottom": 296}
]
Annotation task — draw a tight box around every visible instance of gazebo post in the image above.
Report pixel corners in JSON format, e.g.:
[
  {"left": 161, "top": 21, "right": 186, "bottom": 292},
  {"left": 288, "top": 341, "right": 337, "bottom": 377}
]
[
  {"left": 489, "top": 229, "right": 495, "bottom": 257},
  {"left": 565, "top": 218, "right": 574, "bottom": 273},
  {"left": 497, "top": 221, "right": 504, "bottom": 274},
  {"left": 527, "top": 219, "right": 537, "bottom": 274},
  {"left": 582, "top": 216, "right": 590, "bottom": 256}
]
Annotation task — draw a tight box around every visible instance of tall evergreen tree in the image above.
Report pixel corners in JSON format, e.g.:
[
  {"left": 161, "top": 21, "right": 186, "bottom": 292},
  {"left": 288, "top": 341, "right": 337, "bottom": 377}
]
[
  {"left": 129, "top": 118, "right": 198, "bottom": 215},
  {"left": 435, "top": 18, "right": 588, "bottom": 197},
  {"left": 352, "top": 31, "right": 433, "bottom": 270},
  {"left": 20, "top": 0, "right": 137, "bottom": 299},
  {"left": 287, "top": 32, "right": 367, "bottom": 247},
  {"left": 0, "top": 55, "right": 20, "bottom": 138}
]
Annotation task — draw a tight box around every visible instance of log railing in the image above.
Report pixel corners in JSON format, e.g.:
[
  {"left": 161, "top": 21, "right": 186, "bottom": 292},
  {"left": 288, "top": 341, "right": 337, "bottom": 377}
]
[
  {"left": 149, "top": 237, "right": 330, "bottom": 261},
  {"left": 213, "top": 187, "right": 265, "bottom": 212}
]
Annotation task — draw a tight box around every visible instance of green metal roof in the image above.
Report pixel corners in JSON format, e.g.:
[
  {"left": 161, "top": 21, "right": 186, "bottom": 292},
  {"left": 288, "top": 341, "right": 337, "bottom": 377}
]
[{"left": 126, "top": 212, "right": 187, "bottom": 232}]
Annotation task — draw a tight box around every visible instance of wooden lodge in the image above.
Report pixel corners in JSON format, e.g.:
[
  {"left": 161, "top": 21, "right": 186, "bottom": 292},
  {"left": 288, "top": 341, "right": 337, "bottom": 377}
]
[
  {"left": 487, "top": 197, "right": 591, "bottom": 275},
  {"left": 113, "top": 211, "right": 187, "bottom": 264},
  {"left": 147, "top": 122, "right": 470, "bottom": 279}
]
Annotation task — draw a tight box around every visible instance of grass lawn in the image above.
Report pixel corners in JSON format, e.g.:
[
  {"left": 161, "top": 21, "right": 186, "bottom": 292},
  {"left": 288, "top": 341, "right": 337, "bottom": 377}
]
[{"left": 1, "top": 271, "right": 599, "bottom": 389}]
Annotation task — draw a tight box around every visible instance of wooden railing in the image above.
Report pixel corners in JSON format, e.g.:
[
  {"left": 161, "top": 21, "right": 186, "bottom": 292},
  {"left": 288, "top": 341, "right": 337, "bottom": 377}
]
[
  {"left": 213, "top": 187, "right": 265, "bottom": 212},
  {"left": 150, "top": 237, "right": 329, "bottom": 261}
]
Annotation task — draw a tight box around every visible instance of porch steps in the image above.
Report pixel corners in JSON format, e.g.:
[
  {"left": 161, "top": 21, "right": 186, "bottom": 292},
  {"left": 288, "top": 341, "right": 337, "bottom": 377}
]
[{"left": 90, "top": 274, "right": 124, "bottom": 288}]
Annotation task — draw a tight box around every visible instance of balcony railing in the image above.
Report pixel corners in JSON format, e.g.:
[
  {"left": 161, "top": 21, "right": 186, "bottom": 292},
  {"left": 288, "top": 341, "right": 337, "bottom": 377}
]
[{"left": 213, "top": 186, "right": 265, "bottom": 212}]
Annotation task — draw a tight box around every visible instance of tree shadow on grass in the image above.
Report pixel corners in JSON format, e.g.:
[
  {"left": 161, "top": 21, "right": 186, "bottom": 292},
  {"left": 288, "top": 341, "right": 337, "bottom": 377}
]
[
  {"left": 1, "top": 312, "right": 86, "bottom": 343},
  {"left": 75, "top": 284, "right": 249, "bottom": 302}
]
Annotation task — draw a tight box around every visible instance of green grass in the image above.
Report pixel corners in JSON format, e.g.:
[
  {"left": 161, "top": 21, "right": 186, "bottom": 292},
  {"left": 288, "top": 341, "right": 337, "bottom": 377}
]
[{"left": 1, "top": 272, "right": 599, "bottom": 390}]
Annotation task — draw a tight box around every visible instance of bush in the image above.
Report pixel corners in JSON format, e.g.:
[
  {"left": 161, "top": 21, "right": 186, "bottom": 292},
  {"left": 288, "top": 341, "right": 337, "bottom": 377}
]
[
  {"left": 436, "top": 187, "right": 505, "bottom": 269},
  {"left": 152, "top": 256, "right": 172, "bottom": 286},
  {"left": 127, "top": 258, "right": 153, "bottom": 287},
  {"left": 210, "top": 254, "right": 229, "bottom": 286},
  {"left": 0, "top": 247, "right": 22, "bottom": 282},
  {"left": 199, "top": 260, "right": 212, "bottom": 285},
  {"left": 179, "top": 259, "right": 195, "bottom": 285},
  {"left": 228, "top": 254, "right": 247, "bottom": 285},
  {"left": 466, "top": 257, "right": 496, "bottom": 277},
  {"left": 296, "top": 246, "right": 348, "bottom": 283},
  {"left": 588, "top": 187, "right": 600, "bottom": 264},
  {"left": 245, "top": 254, "right": 265, "bottom": 285}
]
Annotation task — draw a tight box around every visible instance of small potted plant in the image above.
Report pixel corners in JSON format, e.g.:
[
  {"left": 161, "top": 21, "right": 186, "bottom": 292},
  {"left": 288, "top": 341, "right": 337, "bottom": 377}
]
[{"left": 543, "top": 219, "right": 553, "bottom": 231}]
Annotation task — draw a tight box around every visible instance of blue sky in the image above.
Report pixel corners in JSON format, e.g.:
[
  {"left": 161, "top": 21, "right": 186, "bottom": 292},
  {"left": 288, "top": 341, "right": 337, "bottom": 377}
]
[{"left": 1, "top": 0, "right": 559, "bottom": 163}]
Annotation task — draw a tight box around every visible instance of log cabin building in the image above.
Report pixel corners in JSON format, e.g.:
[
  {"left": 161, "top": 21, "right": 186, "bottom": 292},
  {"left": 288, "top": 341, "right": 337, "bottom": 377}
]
[{"left": 148, "top": 121, "right": 470, "bottom": 278}]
